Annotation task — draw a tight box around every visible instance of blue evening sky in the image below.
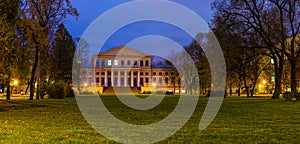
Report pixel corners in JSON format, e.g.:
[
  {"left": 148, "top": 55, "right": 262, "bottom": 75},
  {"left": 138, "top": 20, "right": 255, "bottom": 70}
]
[{"left": 65, "top": 0, "right": 214, "bottom": 52}]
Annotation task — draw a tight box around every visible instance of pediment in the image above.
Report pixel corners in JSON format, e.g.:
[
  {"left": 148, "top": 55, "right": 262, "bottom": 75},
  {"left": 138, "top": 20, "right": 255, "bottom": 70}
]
[{"left": 99, "top": 46, "right": 150, "bottom": 57}]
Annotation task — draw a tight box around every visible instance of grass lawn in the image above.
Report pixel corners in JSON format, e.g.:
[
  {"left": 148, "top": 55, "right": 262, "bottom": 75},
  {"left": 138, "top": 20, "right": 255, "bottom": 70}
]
[{"left": 0, "top": 95, "right": 300, "bottom": 143}]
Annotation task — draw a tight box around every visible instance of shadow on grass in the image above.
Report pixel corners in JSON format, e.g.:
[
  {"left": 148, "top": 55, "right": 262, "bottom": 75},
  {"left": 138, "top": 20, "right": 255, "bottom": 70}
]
[{"left": 0, "top": 99, "right": 51, "bottom": 112}]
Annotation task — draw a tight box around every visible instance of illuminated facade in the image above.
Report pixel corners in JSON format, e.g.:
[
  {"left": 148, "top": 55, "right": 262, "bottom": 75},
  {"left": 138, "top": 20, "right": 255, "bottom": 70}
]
[{"left": 80, "top": 46, "right": 181, "bottom": 94}]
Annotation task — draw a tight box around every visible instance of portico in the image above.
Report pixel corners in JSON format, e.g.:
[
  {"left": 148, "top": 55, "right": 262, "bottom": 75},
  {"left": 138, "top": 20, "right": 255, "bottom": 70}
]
[{"left": 102, "top": 69, "right": 142, "bottom": 87}]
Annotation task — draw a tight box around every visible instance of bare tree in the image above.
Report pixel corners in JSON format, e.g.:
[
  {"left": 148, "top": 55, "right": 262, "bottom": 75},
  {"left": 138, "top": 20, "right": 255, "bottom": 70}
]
[
  {"left": 212, "top": 0, "right": 300, "bottom": 98},
  {"left": 20, "top": 0, "right": 78, "bottom": 100}
]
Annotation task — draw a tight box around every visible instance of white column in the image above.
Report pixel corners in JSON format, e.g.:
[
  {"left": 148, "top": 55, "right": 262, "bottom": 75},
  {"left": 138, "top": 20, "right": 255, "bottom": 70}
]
[
  {"left": 111, "top": 70, "right": 114, "bottom": 87},
  {"left": 118, "top": 71, "right": 121, "bottom": 87},
  {"left": 124, "top": 71, "right": 127, "bottom": 87},
  {"left": 137, "top": 70, "right": 140, "bottom": 87},
  {"left": 105, "top": 70, "right": 108, "bottom": 87},
  {"left": 131, "top": 70, "right": 134, "bottom": 87}
]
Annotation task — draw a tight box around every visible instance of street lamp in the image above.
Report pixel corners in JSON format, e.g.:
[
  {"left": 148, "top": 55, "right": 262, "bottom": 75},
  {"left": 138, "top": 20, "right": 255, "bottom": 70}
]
[{"left": 13, "top": 80, "right": 18, "bottom": 86}]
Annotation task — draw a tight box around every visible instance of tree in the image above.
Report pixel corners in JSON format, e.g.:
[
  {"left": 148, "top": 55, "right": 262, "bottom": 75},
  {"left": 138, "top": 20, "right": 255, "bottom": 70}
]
[
  {"left": 212, "top": 0, "right": 300, "bottom": 98},
  {"left": 73, "top": 38, "right": 90, "bottom": 94},
  {"left": 20, "top": 0, "right": 78, "bottom": 100},
  {"left": 243, "top": 50, "right": 271, "bottom": 97},
  {"left": 0, "top": 0, "right": 19, "bottom": 100},
  {"left": 164, "top": 52, "right": 181, "bottom": 93},
  {"left": 211, "top": 22, "right": 244, "bottom": 96},
  {"left": 185, "top": 35, "right": 211, "bottom": 94},
  {"left": 50, "top": 24, "right": 76, "bottom": 83}
]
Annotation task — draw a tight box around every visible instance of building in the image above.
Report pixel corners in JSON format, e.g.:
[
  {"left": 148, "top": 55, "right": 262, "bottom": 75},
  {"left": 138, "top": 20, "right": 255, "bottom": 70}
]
[{"left": 79, "top": 46, "right": 182, "bottom": 94}]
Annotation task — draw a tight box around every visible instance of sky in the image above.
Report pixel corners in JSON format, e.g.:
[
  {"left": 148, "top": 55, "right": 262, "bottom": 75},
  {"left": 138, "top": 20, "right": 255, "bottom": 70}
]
[{"left": 65, "top": 0, "right": 215, "bottom": 53}]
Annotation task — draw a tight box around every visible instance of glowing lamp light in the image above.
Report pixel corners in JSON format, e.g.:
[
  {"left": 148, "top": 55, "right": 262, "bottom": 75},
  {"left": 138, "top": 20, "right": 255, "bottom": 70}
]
[
  {"left": 262, "top": 80, "right": 267, "bottom": 85},
  {"left": 152, "top": 83, "right": 157, "bottom": 87},
  {"left": 13, "top": 80, "right": 18, "bottom": 85},
  {"left": 84, "top": 83, "right": 88, "bottom": 87}
]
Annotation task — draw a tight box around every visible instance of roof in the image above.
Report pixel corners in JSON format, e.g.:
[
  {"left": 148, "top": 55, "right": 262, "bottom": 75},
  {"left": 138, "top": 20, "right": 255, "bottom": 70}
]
[
  {"left": 80, "top": 63, "right": 93, "bottom": 68},
  {"left": 152, "top": 65, "right": 174, "bottom": 69},
  {"left": 98, "top": 46, "right": 151, "bottom": 57}
]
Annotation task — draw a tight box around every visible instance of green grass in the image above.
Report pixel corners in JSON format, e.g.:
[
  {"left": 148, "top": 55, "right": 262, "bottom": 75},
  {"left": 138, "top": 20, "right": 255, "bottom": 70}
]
[{"left": 0, "top": 95, "right": 300, "bottom": 143}]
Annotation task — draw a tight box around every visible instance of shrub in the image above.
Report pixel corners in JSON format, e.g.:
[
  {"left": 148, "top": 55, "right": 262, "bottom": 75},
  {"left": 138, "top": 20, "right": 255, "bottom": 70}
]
[
  {"left": 39, "top": 82, "right": 49, "bottom": 99},
  {"left": 143, "top": 91, "right": 152, "bottom": 94},
  {"left": 283, "top": 92, "right": 300, "bottom": 101},
  {"left": 283, "top": 92, "right": 292, "bottom": 101},
  {"left": 47, "top": 81, "right": 64, "bottom": 99},
  {"left": 166, "top": 91, "right": 174, "bottom": 95},
  {"left": 63, "top": 84, "right": 74, "bottom": 98},
  {"left": 46, "top": 81, "right": 74, "bottom": 99},
  {"left": 293, "top": 92, "right": 300, "bottom": 101}
]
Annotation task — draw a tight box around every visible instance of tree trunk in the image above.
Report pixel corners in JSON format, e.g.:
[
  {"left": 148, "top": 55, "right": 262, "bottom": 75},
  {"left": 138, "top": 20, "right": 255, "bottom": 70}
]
[
  {"left": 290, "top": 61, "right": 297, "bottom": 93},
  {"left": 250, "top": 82, "right": 257, "bottom": 97},
  {"left": 242, "top": 74, "right": 249, "bottom": 97},
  {"left": 36, "top": 81, "right": 40, "bottom": 100},
  {"left": 6, "top": 71, "right": 11, "bottom": 100},
  {"left": 272, "top": 57, "right": 283, "bottom": 99},
  {"left": 238, "top": 74, "right": 242, "bottom": 96},
  {"left": 25, "top": 83, "right": 30, "bottom": 94},
  {"left": 229, "top": 85, "right": 232, "bottom": 96},
  {"left": 29, "top": 47, "right": 39, "bottom": 100}
]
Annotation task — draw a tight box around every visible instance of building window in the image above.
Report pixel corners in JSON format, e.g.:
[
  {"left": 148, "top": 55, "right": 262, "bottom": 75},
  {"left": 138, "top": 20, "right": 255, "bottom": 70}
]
[
  {"left": 121, "top": 60, "right": 124, "bottom": 65},
  {"left": 153, "top": 72, "right": 156, "bottom": 76},
  {"left": 114, "top": 71, "right": 118, "bottom": 75},
  {"left": 140, "top": 78, "right": 144, "bottom": 86},
  {"left": 96, "top": 72, "right": 100, "bottom": 75},
  {"left": 145, "top": 78, "right": 149, "bottom": 83},
  {"left": 108, "top": 60, "right": 112, "bottom": 66},
  {"left": 165, "top": 77, "right": 168, "bottom": 84},
  {"left": 140, "top": 72, "right": 144, "bottom": 76},
  {"left": 101, "top": 78, "right": 105, "bottom": 85},
  {"left": 165, "top": 72, "right": 169, "bottom": 75},
  {"left": 145, "top": 72, "right": 149, "bottom": 76},
  {"left": 153, "top": 78, "right": 156, "bottom": 82},
  {"left": 114, "top": 60, "right": 118, "bottom": 66},
  {"left": 101, "top": 72, "right": 105, "bottom": 75},
  {"left": 134, "top": 72, "right": 137, "bottom": 76},
  {"left": 96, "top": 60, "right": 100, "bottom": 66},
  {"left": 159, "top": 78, "right": 162, "bottom": 84},
  {"left": 134, "top": 60, "right": 137, "bottom": 66},
  {"left": 89, "top": 72, "right": 92, "bottom": 75},
  {"left": 140, "top": 60, "right": 144, "bottom": 66},
  {"left": 159, "top": 72, "right": 162, "bottom": 76},
  {"left": 102, "top": 60, "right": 105, "bottom": 66},
  {"left": 127, "top": 60, "right": 131, "bottom": 65},
  {"left": 88, "top": 77, "right": 92, "bottom": 84},
  {"left": 96, "top": 78, "right": 100, "bottom": 83},
  {"left": 145, "top": 60, "right": 149, "bottom": 66}
]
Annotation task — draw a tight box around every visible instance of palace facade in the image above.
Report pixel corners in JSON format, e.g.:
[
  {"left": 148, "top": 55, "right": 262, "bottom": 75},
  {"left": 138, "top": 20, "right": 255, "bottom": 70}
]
[{"left": 79, "top": 46, "right": 181, "bottom": 94}]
